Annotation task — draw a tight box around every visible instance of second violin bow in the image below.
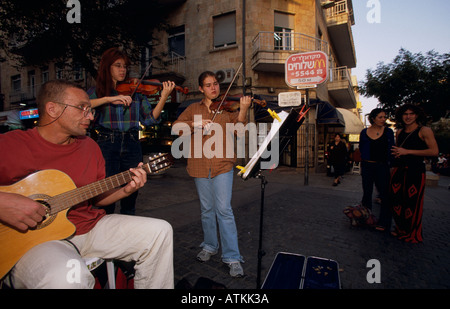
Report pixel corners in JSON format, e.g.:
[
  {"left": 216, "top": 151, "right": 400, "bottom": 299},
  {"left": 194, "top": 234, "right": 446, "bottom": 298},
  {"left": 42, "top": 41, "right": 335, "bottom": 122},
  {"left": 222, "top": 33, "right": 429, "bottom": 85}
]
[{"left": 211, "top": 62, "right": 243, "bottom": 122}]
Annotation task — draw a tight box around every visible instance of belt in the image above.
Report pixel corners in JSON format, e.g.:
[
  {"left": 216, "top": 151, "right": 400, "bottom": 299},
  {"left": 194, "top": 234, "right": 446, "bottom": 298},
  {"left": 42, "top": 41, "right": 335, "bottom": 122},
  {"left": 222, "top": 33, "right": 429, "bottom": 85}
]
[
  {"left": 363, "top": 160, "right": 386, "bottom": 164},
  {"left": 97, "top": 127, "right": 139, "bottom": 134}
]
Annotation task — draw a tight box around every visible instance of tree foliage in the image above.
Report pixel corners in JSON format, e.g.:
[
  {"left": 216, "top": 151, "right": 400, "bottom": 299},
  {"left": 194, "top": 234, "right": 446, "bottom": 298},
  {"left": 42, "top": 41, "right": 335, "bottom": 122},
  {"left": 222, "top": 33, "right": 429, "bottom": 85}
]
[
  {"left": 0, "top": 0, "right": 173, "bottom": 77},
  {"left": 359, "top": 48, "right": 450, "bottom": 123}
]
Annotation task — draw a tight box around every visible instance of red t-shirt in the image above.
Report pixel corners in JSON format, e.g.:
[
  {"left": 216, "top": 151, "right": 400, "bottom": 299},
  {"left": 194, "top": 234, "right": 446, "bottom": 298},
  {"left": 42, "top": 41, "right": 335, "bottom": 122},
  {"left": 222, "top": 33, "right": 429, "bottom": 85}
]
[{"left": 0, "top": 128, "right": 106, "bottom": 235}]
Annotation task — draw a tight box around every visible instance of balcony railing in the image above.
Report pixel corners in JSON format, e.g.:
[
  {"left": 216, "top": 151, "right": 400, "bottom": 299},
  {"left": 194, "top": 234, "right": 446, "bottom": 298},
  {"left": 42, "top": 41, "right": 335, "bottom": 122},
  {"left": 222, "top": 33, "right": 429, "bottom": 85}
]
[
  {"left": 328, "top": 66, "right": 357, "bottom": 108},
  {"left": 9, "top": 84, "right": 40, "bottom": 104},
  {"left": 324, "top": 0, "right": 355, "bottom": 25},
  {"left": 330, "top": 66, "right": 353, "bottom": 86},
  {"left": 166, "top": 51, "right": 186, "bottom": 75},
  {"left": 252, "top": 31, "right": 329, "bottom": 56}
]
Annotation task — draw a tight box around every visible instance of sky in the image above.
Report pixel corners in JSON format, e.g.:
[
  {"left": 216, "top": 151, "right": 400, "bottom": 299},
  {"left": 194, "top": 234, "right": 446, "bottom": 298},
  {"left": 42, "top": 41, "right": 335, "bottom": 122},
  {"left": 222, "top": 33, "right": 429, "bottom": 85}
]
[{"left": 351, "top": 0, "right": 450, "bottom": 119}]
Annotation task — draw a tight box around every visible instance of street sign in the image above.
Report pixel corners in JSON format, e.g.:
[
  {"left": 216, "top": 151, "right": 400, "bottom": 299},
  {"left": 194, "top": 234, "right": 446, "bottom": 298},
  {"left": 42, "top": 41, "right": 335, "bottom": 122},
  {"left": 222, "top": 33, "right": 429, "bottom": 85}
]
[
  {"left": 285, "top": 51, "right": 328, "bottom": 89},
  {"left": 278, "top": 91, "right": 302, "bottom": 107}
]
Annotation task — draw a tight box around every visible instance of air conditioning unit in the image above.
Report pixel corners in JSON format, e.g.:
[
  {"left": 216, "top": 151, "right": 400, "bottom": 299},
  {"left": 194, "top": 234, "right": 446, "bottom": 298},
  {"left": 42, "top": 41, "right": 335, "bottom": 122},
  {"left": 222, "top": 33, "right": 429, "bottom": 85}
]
[{"left": 214, "top": 68, "right": 236, "bottom": 84}]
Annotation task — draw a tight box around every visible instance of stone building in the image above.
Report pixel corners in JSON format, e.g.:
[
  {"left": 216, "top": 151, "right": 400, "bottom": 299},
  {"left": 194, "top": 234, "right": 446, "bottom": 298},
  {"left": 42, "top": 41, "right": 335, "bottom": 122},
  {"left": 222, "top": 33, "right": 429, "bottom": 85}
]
[{"left": 0, "top": 0, "right": 363, "bottom": 172}]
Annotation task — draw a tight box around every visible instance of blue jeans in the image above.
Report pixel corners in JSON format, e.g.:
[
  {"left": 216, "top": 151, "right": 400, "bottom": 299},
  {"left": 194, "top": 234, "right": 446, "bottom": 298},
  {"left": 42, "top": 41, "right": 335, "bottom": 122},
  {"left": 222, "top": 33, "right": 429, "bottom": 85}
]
[
  {"left": 194, "top": 169, "right": 243, "bottom": 263},
  {"left": 96, "top": 128, "right": 142, "bottom": 215}
]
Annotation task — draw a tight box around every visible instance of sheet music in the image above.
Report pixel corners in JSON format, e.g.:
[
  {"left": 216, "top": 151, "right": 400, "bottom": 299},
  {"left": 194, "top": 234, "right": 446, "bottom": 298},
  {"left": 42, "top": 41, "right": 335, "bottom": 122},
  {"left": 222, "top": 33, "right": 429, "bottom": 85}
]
[{"left": 238, "top": 110, "right": 289, "bottom": 179}]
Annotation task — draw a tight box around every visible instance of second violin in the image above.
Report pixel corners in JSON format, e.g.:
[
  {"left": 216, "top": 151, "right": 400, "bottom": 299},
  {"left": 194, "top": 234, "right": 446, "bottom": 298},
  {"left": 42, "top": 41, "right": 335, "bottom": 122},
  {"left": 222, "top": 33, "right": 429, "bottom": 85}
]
[
  {"left": 209, "top": 94, "right": 267, "bottom": 113},
  {"left": 117, "top": 78, "right": 189, "bottom": 96}
]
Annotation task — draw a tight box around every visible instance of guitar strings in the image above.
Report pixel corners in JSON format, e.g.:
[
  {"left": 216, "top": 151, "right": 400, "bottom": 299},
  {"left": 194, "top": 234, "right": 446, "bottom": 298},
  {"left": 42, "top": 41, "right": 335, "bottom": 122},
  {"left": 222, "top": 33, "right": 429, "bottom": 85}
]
[{"left": 49, "top": 156, "right": 168, "bottom": 213}]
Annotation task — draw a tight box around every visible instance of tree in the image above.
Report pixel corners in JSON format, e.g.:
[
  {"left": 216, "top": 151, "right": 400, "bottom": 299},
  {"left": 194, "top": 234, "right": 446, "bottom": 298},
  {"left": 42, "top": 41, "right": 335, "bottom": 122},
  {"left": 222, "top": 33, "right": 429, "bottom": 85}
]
[
  {"left": 0, "top": 0, "right": 175, "bottom": 78},
  {"left": 359, "top": 48, "right": 450, "bottom": 123}
]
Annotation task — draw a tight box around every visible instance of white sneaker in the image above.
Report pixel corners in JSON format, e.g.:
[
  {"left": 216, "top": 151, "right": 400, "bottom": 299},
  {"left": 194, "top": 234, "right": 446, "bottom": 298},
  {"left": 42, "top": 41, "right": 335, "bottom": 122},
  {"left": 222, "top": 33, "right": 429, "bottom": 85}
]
[
  {"left": 227, "top": 262, "right": 244, "bottom": 277},
  {"left": 196, "top": 249, "right": 217, "bottom": 262}
]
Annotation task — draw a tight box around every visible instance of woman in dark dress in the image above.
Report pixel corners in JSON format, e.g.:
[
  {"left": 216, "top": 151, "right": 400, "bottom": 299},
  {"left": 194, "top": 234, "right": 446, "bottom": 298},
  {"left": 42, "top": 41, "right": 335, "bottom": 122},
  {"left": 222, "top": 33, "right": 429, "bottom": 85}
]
[
  {"left": 390, "top": 104, "right": 439, "bottom": 243},
  {"left": 328, "top": 133, "right": 348, "bottom": 186}
]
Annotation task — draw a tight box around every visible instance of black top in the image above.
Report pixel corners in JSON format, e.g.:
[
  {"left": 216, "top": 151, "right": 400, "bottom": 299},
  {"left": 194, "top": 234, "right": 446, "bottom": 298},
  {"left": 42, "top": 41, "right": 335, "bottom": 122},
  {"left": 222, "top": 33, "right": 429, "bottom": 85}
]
[
  {"left": 329, "top": 141, "right": 347, "bottom": 165},
  {"left": 368, "top": 130, "right": 389, "bottom": 163},
  {"left": 393, "top": 127, "right": 427, "bottom": 171}
]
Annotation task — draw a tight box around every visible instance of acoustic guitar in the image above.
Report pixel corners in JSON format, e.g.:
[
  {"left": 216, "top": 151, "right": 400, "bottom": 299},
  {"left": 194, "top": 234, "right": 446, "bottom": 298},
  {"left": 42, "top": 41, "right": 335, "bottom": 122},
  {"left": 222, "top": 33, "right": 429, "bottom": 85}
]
[{"left": 0, "top": 153, "right": 173, "bottom": 279}]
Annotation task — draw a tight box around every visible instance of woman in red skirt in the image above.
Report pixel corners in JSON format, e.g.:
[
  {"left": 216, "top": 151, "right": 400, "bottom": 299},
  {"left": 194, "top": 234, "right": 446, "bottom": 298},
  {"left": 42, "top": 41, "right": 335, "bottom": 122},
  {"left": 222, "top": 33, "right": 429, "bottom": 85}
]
[{"left": 390, "top": 104, "right": 439, "bottom": 243}]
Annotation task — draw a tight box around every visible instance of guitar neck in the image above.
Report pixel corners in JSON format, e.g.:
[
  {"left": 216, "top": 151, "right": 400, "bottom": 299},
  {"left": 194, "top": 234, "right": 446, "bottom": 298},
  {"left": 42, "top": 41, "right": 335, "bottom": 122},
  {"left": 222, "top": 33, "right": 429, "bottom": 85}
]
[{"left": 49, "top": 164, "right": 150, "bottom": 215}]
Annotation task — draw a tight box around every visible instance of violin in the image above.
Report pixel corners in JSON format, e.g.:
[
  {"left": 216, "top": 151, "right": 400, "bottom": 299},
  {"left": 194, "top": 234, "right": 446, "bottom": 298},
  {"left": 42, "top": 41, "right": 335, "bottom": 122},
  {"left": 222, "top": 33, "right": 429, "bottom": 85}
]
[
  {"left": 210, "top": 94, "right": 267, "bottom": 112},
  {"left": 116, "top": 78, "right": 189, "bottom": 96}
]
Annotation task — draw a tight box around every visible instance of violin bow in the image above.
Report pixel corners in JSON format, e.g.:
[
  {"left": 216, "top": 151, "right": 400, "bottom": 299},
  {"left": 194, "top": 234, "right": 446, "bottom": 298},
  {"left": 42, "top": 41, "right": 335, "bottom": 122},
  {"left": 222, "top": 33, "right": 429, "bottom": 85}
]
[
  {"left": 123, "top": 62, "right": 152, "bottom": 114},
  {"left": 211, "top": 62, "right": 243, "bottom": 122}
]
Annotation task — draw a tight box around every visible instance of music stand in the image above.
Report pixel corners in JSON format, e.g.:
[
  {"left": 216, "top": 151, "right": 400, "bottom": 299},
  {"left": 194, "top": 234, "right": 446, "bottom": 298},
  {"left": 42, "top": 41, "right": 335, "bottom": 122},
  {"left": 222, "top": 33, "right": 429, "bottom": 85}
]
[{"left": 237, "top": 105, "right": 310, "bottom": 289}]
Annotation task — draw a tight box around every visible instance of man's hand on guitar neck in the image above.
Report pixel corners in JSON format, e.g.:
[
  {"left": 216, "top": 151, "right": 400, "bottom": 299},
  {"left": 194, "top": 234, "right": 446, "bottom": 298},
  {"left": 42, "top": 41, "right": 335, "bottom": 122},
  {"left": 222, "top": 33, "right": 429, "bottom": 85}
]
[
  {"left": 0, "top": 192, "right": 47, "bottom": 232},
  {"left": 123, "top": 163, "right": 148, "bottom": 195},
  {"left": 94, "top": 163, "right": 148, "bottom": 208}
]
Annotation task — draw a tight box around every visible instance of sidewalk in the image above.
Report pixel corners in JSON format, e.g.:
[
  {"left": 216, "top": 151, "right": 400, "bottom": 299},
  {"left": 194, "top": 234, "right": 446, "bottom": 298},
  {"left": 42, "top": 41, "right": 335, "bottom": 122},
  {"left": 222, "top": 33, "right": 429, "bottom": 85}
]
[{"left": 136, "top": 160, "right": 450, "bottom": 289}]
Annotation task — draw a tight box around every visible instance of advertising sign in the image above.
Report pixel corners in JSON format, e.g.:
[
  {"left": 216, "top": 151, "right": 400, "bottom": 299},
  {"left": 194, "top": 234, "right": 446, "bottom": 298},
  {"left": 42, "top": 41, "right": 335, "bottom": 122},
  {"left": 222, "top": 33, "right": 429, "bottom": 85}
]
[
  {"left": 19, "top": 108, "right": 39, "bottom": 120},
  {"left": 285, "top": 51, "right": 328, "bottom": 89}
]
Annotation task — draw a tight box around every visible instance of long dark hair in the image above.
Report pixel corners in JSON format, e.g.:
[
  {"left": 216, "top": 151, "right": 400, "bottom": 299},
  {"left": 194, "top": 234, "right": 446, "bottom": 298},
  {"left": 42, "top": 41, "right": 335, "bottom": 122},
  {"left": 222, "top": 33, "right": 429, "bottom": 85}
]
[
  {"left": 368, "top": 108, "right": 386, "bottom": 125},
  {"left": 95, "top": 47, "right": 131, "bottom": 97},
  {"left": 394, "top": 103, "right": 427, "bottom": 128}
]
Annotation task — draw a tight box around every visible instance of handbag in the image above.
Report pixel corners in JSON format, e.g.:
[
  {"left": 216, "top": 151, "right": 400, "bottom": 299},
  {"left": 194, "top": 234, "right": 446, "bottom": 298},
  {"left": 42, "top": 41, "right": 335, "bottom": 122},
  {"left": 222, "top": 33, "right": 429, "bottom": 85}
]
[{"left": 343, "top": 205, "right": 377, "bottom": 227}]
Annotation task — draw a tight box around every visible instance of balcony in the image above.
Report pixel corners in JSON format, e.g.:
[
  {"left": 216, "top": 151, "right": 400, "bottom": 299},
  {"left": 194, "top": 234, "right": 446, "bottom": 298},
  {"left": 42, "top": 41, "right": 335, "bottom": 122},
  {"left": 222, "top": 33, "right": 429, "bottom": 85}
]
[
  {"left": 324, "top": 0, "right": 356, "bottom": 68},
  {"left": 251, "top": 31, "right": 329, "bottom": 73},
  {"left": 9, "top": 84, "right": 39, "bottom": 106},
  {"left": 328, "top": 66, "right": 357, "bottom": 109},
  {"left": 152, "top": 52, "right": 187, "bottom": 85}
]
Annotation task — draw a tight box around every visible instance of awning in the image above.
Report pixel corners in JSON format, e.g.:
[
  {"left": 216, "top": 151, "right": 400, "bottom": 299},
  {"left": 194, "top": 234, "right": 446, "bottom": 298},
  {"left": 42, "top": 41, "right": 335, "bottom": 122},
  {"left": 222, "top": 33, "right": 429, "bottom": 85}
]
[
  {"left": 315, "top": 101, "right": 345, "bottom": 126},
  {"left": 336, "top": 108, "right": 364, "bottom": 134},
  {"left": 0, "top": 110, "right": 23, "bottom": 129}
]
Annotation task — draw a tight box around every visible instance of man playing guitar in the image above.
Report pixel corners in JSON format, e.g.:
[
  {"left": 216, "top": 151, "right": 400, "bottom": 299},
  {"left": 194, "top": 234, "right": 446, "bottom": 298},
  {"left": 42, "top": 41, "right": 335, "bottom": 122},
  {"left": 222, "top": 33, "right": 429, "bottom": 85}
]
[{"left": 0, "top": 80, "right": 173, "bottom": 288}]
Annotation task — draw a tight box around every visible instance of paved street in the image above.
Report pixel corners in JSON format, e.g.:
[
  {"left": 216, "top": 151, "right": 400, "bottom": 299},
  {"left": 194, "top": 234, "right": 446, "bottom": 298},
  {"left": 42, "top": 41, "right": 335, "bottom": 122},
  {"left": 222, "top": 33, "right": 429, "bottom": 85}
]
[{"left": 136, "top": 159, "right": 450, "bottom": 290}]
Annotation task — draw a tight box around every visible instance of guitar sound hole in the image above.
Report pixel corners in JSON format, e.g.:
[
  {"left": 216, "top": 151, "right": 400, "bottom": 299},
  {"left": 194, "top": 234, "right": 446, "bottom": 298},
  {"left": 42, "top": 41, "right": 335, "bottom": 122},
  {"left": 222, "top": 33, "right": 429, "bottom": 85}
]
[{"left": 29, "top": 197, "right": 55, "bottom": 230}]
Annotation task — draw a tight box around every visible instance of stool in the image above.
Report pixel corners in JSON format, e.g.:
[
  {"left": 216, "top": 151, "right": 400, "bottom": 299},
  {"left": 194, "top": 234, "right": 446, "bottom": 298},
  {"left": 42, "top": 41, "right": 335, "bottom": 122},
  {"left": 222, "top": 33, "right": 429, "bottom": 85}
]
[
  {"left": 352, "top": 162, "right": 361, "bottom": 174},
  {"left": 84, "top": 257, "right": 115, "bottom": 289}
]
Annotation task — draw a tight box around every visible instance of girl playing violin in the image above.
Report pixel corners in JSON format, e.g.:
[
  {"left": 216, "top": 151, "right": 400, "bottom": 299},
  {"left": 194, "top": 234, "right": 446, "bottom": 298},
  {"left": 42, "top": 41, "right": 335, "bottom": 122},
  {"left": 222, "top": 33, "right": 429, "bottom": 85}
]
[
  {"left": 89, "top": 47, "right": 175, "bottom": 215},
  {"left": 173, "top": 71, "right": 251, "bottom": 277}
]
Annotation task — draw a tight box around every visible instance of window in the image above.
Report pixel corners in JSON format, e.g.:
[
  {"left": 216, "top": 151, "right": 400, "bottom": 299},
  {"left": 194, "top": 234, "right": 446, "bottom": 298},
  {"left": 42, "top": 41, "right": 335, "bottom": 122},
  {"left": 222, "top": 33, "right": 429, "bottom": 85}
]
[
  {"left": 274, "top": 11, "right": 294, "bottom": 50},
  {"left": 11, "top": 75, "right": 21, "bottom": 92},
  {"left": 28, "top": 70, "right": 36, "bottom": 98},
  {"left": 41, "top": 66, "right": 49, "bottom": 83},
  {"left": 55, "top": 63, "right": 65, "bottom": 80},
  {"left": 72, "top": 63, "right": 84, "bottom": 80},
  {"left": 168, "top": 25, "right": 185, "bottom": 56},
  {"left": 213, "top": 12, "right": 236, "bottom": 48},
  {"left": 140, "top": 46, "right": 152, "bottom": 76}
]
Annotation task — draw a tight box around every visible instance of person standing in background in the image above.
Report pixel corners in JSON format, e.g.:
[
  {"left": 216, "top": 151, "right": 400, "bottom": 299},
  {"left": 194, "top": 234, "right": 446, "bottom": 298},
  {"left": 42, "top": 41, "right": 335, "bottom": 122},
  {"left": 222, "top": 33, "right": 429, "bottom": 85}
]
[{"left": 328, "top": 133, "right": 348, "bottom": 186}]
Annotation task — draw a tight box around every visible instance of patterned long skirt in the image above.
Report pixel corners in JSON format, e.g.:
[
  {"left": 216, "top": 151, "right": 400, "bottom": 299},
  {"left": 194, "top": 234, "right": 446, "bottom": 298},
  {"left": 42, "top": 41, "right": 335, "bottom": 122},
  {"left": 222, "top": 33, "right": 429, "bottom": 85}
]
[{"left": 389, "top": 166, "right": 425, "bottom": 243}]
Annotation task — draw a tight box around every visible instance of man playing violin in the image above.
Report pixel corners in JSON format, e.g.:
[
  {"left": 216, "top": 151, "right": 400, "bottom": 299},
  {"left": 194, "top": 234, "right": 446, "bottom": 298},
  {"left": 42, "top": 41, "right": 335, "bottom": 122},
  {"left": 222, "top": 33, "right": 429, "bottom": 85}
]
[{"left": 88, "top": 47, "right": 176, "bottom": 215}]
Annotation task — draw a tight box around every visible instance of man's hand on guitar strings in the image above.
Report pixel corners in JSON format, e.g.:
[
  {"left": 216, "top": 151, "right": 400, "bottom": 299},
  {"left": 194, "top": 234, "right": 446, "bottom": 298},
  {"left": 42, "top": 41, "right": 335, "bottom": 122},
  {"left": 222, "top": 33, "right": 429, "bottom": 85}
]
[{"left": 0, "top": 192, "right": 47, "bottom": 232}]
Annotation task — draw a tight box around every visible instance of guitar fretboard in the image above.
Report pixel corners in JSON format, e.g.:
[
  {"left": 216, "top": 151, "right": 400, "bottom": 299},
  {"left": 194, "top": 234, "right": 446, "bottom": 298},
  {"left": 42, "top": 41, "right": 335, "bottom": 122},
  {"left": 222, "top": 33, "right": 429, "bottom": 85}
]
[
  {"left": 49, "top": 169, "right": 137, "bottom": 215},
  {"left": 46, "top": 153, "right": 172, "bottom": 215}
]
